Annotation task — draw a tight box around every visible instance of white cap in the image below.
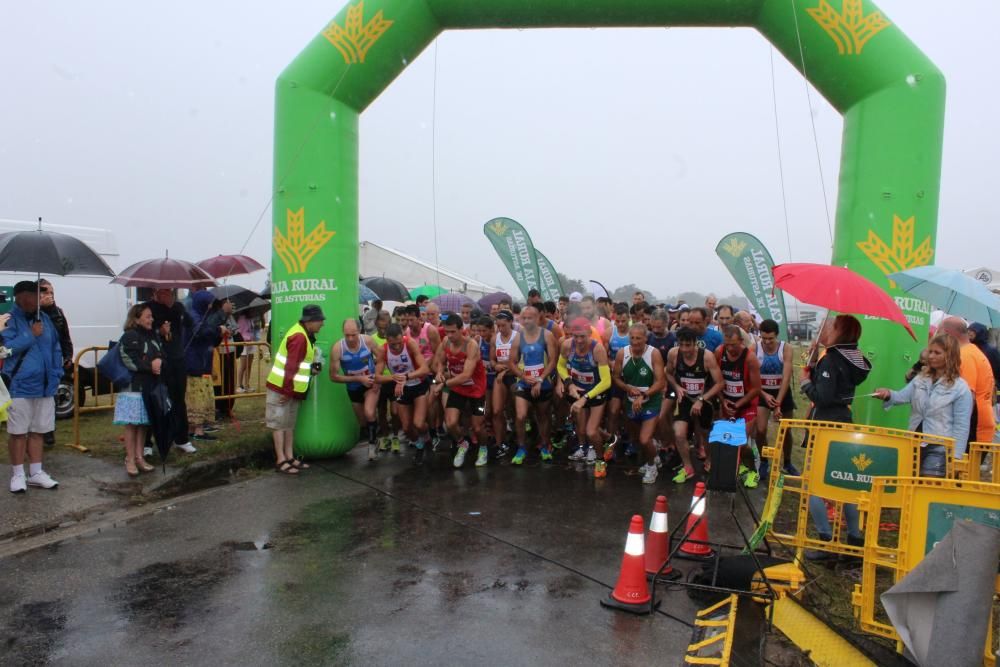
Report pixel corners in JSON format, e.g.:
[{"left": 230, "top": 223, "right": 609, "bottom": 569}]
[{"left": 569, "top": 291, "right": 583, "bottom": 302}]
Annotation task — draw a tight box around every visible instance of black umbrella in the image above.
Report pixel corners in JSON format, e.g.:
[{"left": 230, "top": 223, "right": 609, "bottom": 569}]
[
  {"left": 142, "top": 381, "right": 174, "bottom": 470},
  {"left": 0, "top": 219, "right": 116, "bottom": 278},
  {"left": 235, "top": 296, "right": 271, "bottom": 318},
  {"left": 361, "top": 276, "right": 411, "bottom": 302},
  {"left": 210, "top": 284, "right": 261, "bottom": 310}
]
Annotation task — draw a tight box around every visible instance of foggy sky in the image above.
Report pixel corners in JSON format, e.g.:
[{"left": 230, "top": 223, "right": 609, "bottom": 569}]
[{"left": 1, "top": 1, "right": 995, "bottom": 298}]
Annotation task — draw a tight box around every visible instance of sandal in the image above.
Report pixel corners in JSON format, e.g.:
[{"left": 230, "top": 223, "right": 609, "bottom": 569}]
[
  {"left": 289, "top": 458, "right": 310, "bottom": 470},
  {"left": 125, "top": 459, "right": 139, "bottom": 477},
  {"left": 276, "top": 460, "right": 299, "bottom": 475},
  {"left": 136, "top": 459, "right": 155, "bottom": 473}
]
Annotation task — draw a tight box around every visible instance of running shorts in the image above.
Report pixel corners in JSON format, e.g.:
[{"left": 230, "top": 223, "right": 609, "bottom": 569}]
[
  {"left": 563, "top": 390, "right": 608, "bottom": 408},
  {"left": 396, "top": 380, "right": 430, "bottom": 406},
  {"left": 514, "top": 386, "right": 553, "bottom": 404},
  {"left": 677, "top": 397, "right": 714, "bottom": 430},
  {"left": 347, "top": 386, "right": 369, "bottom": 404},
  {"left": 445, "top": 390, "right": 486, "bottom": 416},
  {"left": 761, "top": 389, "right": 796, "bottom": 416}
]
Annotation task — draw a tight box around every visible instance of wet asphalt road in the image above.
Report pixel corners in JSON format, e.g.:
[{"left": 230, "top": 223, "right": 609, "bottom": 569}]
[{"left": 0, "top": 445, "right": 766, "bottom": 666}]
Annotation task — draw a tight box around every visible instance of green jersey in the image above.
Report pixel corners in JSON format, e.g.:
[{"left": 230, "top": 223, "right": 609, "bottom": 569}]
[{"left": 622, "top": 345, "right": 662, "bottom": 415}]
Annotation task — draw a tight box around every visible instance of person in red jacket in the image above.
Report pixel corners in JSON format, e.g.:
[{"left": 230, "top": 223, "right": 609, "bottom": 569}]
[{"left": 265, "top": 305, "right": 326, "bottom": 475}]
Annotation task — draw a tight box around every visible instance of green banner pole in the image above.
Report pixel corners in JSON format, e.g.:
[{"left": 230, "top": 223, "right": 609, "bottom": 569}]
[
  {"left": 716, "top": 233, "right": 791, "bottom": 341},
  {"left": 483, "top": 217, "right": 540, "bottom": 300},
  {"left": 535, "top": 250, "right": 564, "bottom": 302}
]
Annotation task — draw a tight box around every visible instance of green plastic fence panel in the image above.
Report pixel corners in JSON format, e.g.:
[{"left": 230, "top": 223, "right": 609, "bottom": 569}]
[{"left": 274, "top": 0, "right": 944, "bottom": 456}]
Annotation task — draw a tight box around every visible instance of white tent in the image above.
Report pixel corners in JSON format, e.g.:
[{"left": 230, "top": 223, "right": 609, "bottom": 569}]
[
  {"left": 965, "top": 266, "right": 1000, "bottom": 292},
  {"left": 359, "top": 241, "right": 506, "bottom": 301}
]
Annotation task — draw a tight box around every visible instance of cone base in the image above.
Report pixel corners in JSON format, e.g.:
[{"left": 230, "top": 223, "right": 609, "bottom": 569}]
[
  {"left": 646, "top": 568, "right": 682, "bottom": 582},
  {"left": 677, "top": 544, "right": 717, "bottom": 560},
  {"left": 600, "top": 593, "right": 661, "bottom": 615}
]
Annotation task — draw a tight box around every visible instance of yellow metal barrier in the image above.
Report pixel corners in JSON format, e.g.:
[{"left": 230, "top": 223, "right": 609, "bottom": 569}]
[
  {"left": 853, "top": 477, "right": 1000, "bottom": 666},
  {"left": 210, "top": 340, "right": 271, "bottom": 404},
  {"left": 760, "top": 419, "right": 956, "bottom": 559},
  {"left": 684, "top": 594, "right": 739, "bottom": 666},
  {"left": 69, "top": 341, "right": 272, "bottom": 452},
  {"left": 70, "top": 346, "right": 114, "bottom": 453}
]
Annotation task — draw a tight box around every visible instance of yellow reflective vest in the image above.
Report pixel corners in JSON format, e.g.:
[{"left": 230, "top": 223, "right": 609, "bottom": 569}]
[{"left": 266, "top": 323, "right": 314, "bottom": 397}]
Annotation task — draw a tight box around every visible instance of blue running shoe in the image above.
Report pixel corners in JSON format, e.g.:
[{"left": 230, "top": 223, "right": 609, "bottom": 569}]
[
  {"left": 511, "top": 448, "right": 527, "bottom": 465},
  {"left": 540, "top": 447, "right": 553, "bottom": 463}
]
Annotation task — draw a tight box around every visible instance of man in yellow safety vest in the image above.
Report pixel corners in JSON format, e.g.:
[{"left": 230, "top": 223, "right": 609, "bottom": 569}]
[{"left": 265, "top": 304, "right": 325, "bottom": 475}]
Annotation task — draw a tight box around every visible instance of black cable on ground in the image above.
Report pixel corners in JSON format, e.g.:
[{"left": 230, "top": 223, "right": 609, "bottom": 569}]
[{"left": 309, "top": 460, "right": 695, "bottom": 629}]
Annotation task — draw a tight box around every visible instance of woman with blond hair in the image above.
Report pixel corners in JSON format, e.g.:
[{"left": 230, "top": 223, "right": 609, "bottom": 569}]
[
  {"left": 875, "top": 333, "right": 973, "bottom": 475},
  {"left": 114, "top": 304, "right": 163, "bottom": 476}
]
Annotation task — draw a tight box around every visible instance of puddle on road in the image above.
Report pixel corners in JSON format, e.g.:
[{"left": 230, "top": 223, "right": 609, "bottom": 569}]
[
  {"left": 2, "top": 599, "right": 67, "bottom": 664},
  {"left": 113, "top": 547, "right": 238, "bottom": 631}
]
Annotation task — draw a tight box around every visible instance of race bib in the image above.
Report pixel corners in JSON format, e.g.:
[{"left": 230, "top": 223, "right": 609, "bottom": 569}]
[
  {"left": 761, "top": 375, "right": 782, "bottom": 388},
  {"left": 570, "top": 369, "right": 595, "bottom": 385},
  {"left": 523, "top": 364, "right": 544, "bottom": 380},
  {"left": 681, "top": 378, "right": 705, "bottom": 395},
  {"left": 725, "top": 381, "right": 745, "bottom": 397},
  {"left": 496, "top": 347, "right": 511, "bottom": 362},
  {"left": 347, "top": 368, "right": 369, "bottom": 376}
]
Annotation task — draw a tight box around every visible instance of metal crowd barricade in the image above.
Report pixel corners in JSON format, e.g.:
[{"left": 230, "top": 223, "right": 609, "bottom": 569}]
[
  {"left": 211, "top": 340, "right": 271, "bottom": 404},
  {"left": 70, "top": 346, "right": 114, "bottom": 453},
  {"left": 759, "top": 419, "right": 956, "bottom": 560},
  {"left": 853, "top": 477, "right": 1000, "bottom": 666}
]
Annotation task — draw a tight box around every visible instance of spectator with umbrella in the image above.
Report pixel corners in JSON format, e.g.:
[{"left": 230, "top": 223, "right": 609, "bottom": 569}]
[
  {"left": 3, "top": 281, "right": 64, "bottom": 494},
  {"left": 114, "top": 304, "right": 164, "bottom": 476},
  {"left": 143, "top": 289, "right": 195, "bottom": 457},
  {"left": 208, "top": 297, "right": 240, "bottom": 418},
  {"left": 362, "top": 299, "right": 382, "bottom": 335},
  {"left": 37, "top": 279, "right": 73, "bottom": 447},
  {"left": 184, "top": 291, "right": 223, "bottom": 447}
]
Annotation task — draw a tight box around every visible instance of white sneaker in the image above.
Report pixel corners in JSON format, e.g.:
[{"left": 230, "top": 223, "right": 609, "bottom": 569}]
[
  {"left": 367, "top": 443, "right": 378, "bottom": 461},
  {"left": 453, "top": 444, "right": 468, "bottom": 468},
  {"left": 568, "top": 446, "right": 587, "bottom": 462},
  {"left": 10, "top": 475, "right": 26, "bottom": 494},
  {"left": 475, "top": 446, "right": 488, "bottom": 467},
  {"left": 585, "top": 448, "right": 597, "bottom": 465},
  {"left": 27, "top": 471, "right": 59, "bottom": 489},
  {"left": 143, "top": 446, "right": 154, "bottom": 458},
  {"left": 176, "top": 442, "right": 197, "bottom": 454},
  {"left": 642, "top": 463, "right": 659, "bottom": 485}
]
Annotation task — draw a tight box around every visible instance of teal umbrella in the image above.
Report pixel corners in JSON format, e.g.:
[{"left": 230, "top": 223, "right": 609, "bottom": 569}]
[{"left": 888, "top": 266, "right": 1000, "bottom": 327}]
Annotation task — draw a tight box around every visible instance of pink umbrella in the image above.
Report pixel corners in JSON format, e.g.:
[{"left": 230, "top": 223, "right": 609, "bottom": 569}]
[
  {"left": 196, "top": 254, "right": 266, "bottom": 278},
  {"left": 431, "top": 292, "right": 477, "bottom": 313},
  {"left": 112, "top": 256, "right": 217, "bottom": 289}
]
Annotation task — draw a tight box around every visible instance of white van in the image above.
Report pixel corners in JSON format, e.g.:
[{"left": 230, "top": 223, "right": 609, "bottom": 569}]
[{"left": 0, "top": 219, "right": 130, "bottom": 417}]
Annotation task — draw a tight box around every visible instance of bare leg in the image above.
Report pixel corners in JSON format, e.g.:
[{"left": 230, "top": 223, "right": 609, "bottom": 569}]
[
  {"left": 586, "top": 404, "right": 606, "bottom": 456},
  {"left": 673, "top": 420, "right": 695, "bottom": 471},
  {"left": 8, "top": 434, "right": 27, "bottom": 467},
  {"left": 27, "top": 433, "right": 43, "bottom": 465},
  {"left": 492, "top": 383, "right": 508, "bottom": 445},
  {"left": 514, "top": 397, "right": 530, "bottom": 447},
  {"left": 535, "top": 400, "right": 552, "bottom": 449},
  {"left": 638, "top": 418, "right": 658, "bottom": 466}
]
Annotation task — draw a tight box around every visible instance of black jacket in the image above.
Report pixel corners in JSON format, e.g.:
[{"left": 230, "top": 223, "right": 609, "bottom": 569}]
[
  {"left": 119, "top": 327, "right": 164, "bottom": 392},
  {"left": 41, "top": 303, "right": 72, "bottom": 366},
  {"left": 801, "top": 344, "right": 872, "bottom": 423},
  {"left": 145, "top": 301, "right": 193, "bottom": 362}
]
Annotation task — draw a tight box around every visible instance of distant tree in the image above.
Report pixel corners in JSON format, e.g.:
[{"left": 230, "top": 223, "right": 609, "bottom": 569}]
[
  {"left": 557, "top": 273, "right": 586, "bottom": 296},
  {"left": 610, "top": 283, "right": 657, "bottom": 304}
]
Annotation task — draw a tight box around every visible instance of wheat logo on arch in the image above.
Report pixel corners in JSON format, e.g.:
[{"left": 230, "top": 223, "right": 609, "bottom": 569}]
[
  {"left": 856, "top": 214, "right": 933, "bottom": 288},
  {"left": 274, "top": 208, "right": 336, "bottom": 275},
  {"left": 323, "top": 1, "right": 393, "bottom": 64},
  {"left": 807, "top": 0, "right": 891, "bottom": 55}
]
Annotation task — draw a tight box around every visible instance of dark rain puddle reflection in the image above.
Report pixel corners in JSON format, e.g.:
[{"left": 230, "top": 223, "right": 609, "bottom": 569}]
[{"left": 2, "top": 599, "right": 67, "bottom": 664}]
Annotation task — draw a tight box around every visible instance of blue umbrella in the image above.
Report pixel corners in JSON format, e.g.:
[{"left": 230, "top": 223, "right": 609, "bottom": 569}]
[
  {"left": 358, "top": 283, "right": 379, "bottom": 304},
  {"left": 888, "top": 266, "right": 1000, "bottom": 327}
]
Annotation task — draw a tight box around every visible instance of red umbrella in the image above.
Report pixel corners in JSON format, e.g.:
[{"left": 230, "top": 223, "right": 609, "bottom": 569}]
[
  {"left": 196, "top": 254, "right": 266, "bottom": 278},
  {"left": 112, "top": 257, "right": 217, "bottom": 289},
  {"left": 772, "top": 263, "right": 915, "bottom": 339}
]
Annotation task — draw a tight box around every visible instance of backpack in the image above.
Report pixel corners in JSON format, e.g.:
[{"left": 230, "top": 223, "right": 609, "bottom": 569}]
[{"left": 97, "top": 339, "right": 132, "bottom": 390}]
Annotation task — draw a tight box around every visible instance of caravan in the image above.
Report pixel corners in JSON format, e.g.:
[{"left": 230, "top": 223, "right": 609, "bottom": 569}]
[{"left": 0, "top": 219, "right": 130, "bottom": 417}]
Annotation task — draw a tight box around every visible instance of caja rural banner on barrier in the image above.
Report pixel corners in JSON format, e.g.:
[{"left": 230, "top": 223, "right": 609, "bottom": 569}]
[
  {"left": 535, "top": 249, "right": 564, "bottom": 302},
  {"left": 483, "top": 217, "right": 541, "bottom": 300},
  {"left": 715, "top": 233, "right": 790, "bottom": 341}
]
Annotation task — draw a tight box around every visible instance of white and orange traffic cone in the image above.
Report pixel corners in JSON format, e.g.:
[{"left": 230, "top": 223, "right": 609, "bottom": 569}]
[
  {"left": 645, "top": 495, "right": 678, "bottom": 580},
  {"left": 678, "top": 481, "right": 715, "bottom": 559},
  {"left": 601, "top": 515, "right": 658, "bottom": 614}
]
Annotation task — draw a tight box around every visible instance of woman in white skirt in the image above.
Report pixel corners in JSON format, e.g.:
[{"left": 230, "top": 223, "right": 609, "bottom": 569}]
[{"left": 114, "top": 304, "right": 164, "bottom": 476}]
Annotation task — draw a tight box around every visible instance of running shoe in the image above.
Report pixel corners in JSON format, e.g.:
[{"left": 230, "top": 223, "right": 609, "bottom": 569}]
[
  {"left": 585, "top": 448, "right": 596, "bottom": 465},
  {"left": 743, "top": 469, "right": 760, "bottom": 489},
  {"left": 475, "top": 446, "right": 488, "bottom": 467},
  {"left": 511, "top": 448, "right": 527, "bottom": 465},
  {"left": 603, "top": 434, "right": 619, "bottom": 462},
  {"left": 568, "top": 446, "right": 587, "bottom": 462},
  {"left": 9, "top": 475, "right": 26, "bottom": 494},
  {"left": 389, "top": 435, "right": 400, "bottom": 452},
  {"left": 672, "top": 466, "right": 695, "bottom": 484},
  {"left": 177, "top": 442, "right": 198, "bottom": 453},
  {"left": 380, "top": 437, "right": 391, "bottom": 452},
  {"left": 367, "top": 444, "right": 378, "bottom": 461},
  {"left": 654, "top": 455, "right": 663, "bottom": 469},
  {"left": 782, "top": 462, "right": 800, "bottom": 476},
  {"left": 453, "top": 442, "right": 468, "bottom": 468},
  {"left": 593, "top": 461, "right": 607, "bottom": 479},
  {"left": 641, "top": 463, "right": 658, "bottom": 485},
  {"left": 496, "top": 443, "right": 511, "bottom": 459},
  {"left": 391, "top": 438, "right": 401, "bottom": 455},
  {"left": 27, "top": 471, "right": 59, "bottom": 489},
  {"left": 738, "top": 464, "right": 751, "bottom": 479},
  {"left": 431, "top": 435, "right": 441, "bottom": 452},
  {"left": 540, "top": 447, "right": 553, "bottom": 463}
]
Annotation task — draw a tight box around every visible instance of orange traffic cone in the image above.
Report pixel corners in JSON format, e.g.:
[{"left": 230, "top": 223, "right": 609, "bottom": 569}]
[
  {"left": 645, "top": 495, "right": 678, "bottom": 580},
  {"left": 601, "top": 515, "right": 659, "bottom": 614},
  {"left": 678, "top": 481, "right": 715, "bottom": 559}
]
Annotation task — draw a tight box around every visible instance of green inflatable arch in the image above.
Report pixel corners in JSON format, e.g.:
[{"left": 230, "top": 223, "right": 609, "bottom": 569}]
[{"left": 272, "top": 0, "right": 944, "bottom": 457}]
